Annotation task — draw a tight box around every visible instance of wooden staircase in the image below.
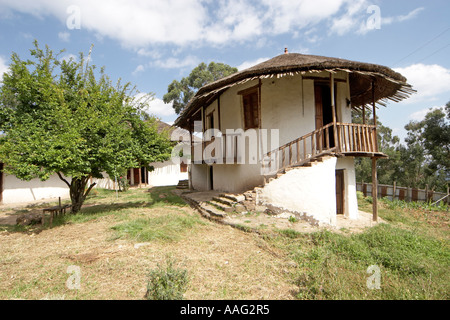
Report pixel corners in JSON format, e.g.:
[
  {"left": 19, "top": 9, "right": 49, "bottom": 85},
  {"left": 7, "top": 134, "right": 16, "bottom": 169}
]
[{"left": 261, "top": 122, "right": 384, "bottom": 177}]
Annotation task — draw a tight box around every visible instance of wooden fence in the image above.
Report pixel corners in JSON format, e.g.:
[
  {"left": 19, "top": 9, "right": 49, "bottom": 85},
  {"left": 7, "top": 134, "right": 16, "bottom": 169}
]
[{"left": 357, "top": 182, "right": 450, "bottom": 205}]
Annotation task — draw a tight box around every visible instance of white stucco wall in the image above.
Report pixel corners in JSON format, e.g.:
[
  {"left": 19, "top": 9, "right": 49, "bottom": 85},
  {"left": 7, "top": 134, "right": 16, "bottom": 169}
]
[
  {"left": 191, "top": 164, "right": 209, "bottom": 191},
  {"left": 258, "top": 156, "right": 338, "bottom": 225},
  {"left": 148, "top": 161, "right": 188, "bottom": 187},
  {"left": 336, "top": 157, "right": 359, "bottom": 220},
  {"left": 1, "top": 174, "right": 70, "bottom": 204}
]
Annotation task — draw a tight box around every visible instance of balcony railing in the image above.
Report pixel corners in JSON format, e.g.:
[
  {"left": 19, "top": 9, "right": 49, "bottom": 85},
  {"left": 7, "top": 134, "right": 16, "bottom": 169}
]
[
  {"left": 261, "top": 122, "right": 380, "bottom": 175},
  {"left": 191, "top": 123, "right": 381, "bottom": 173}
]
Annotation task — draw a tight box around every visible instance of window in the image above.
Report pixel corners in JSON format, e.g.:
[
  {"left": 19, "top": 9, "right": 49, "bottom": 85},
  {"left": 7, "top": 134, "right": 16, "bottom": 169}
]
[{"left": 242, "top": 89, "right": 259, "bottom": 130}]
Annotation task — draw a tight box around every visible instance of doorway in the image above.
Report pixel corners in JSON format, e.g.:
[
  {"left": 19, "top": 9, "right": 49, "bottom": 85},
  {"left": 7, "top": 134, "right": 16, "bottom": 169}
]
[
  {"left": 209, "top": 166, "right": 214, "bottom": 190},
  {"left": 314, "top": 83, "right": 335, "bottom": 148},
  {"left": 335, "top": 169, "right": 345, "bottom": 215}
]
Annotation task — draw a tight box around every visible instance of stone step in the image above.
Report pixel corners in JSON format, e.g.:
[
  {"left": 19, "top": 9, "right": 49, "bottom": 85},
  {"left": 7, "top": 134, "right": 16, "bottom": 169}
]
[
  {"left": 219, "top": 193, "right": 245, "bottom": 203},
  {"left": 208, "top": 200, "right": 234, "bottom": 213},
  {"left": 176, "top": 179, "right": 189, "bottom": 189},
  {"left": 212, "top": 196, "right": 236, "bottom": 207},
  {"left": 201, "top": 202, "right": 228, "bottom": 217}
]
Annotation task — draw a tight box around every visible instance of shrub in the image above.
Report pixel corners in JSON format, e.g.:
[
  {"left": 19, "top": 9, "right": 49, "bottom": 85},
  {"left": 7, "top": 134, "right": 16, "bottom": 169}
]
[
  {"left": 118, "top": 176, "right": 129, "bottom": 192},
  {"left": 145, "top": 258, "right": 189, "bottom": 300}
]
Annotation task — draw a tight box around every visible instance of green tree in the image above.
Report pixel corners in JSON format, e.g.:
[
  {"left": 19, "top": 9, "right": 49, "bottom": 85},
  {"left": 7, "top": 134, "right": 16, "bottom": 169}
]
[
  {"left": 0, "top": 42, "right": 172, "bottom": 213},
  {"left": 352, "top": 109, "right": 403, "bottom": 185},
  {"left": 163, "top": 62, "right": 238, "bottom": 114},
  {"left": 401, "top": 105, "right": 449, "bottom": 192}
]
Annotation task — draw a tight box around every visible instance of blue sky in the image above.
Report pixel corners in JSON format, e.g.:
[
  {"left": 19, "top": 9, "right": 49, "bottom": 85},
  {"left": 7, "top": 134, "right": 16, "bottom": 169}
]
[{"left": 0, "top": 0, "right": 449, "bottom": 143}]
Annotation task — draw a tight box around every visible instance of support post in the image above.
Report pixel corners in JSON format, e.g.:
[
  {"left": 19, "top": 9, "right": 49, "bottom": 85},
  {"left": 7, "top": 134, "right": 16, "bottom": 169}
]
[
  {"left": 330, "top": 73, "right": 339, "bottom": 153},
  {"left": 372, "top": 80, "right": 379, "bottom": 152},
  {"left": 393, "top": 181, "right": 397, "bottom": 201},
  {"left": 372, "top": 158, "right": 378, "bottom": 222},
  {"left": 138, "top": 167, "right": 142, "bottom": 188}
]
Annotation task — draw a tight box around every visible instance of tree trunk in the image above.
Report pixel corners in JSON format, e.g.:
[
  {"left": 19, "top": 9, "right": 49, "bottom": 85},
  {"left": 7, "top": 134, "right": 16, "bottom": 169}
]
[
  {"left": 70, "top": 177, "right": 97, "bottom": 214},
  {"left": 57, "top": 173, "right": 96, "bottom": 214}
]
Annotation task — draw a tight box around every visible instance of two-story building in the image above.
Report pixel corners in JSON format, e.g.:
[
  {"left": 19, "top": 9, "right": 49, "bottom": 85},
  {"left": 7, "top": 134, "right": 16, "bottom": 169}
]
[{"left": 174, "top": 51, "right": 414, "bottom": 226}]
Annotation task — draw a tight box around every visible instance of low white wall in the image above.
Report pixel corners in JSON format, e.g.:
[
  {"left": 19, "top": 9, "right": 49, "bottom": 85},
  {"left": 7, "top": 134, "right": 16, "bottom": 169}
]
[
  {"left": 148, "top": 161, "right": 188, "bottom": 187},
  {"left": 2, "top": 174, "right": 70, "bottom": 204},
  {"left": 258, "top": 156, "right": 338, "bottom": 225},
  {"left": 336, "top": 157, "right": 359, "bottom": 220}
]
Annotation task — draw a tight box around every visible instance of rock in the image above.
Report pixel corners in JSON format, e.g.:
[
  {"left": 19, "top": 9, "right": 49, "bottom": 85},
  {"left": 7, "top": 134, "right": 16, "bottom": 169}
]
[{"left": 16, "top": 212, "right": 44, "bottom": 226}]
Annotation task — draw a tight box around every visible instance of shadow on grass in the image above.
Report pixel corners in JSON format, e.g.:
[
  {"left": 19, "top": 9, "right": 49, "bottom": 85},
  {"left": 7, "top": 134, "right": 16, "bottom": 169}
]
[{"left": 0, "top": 186, "right": 189, "bottom": 232}]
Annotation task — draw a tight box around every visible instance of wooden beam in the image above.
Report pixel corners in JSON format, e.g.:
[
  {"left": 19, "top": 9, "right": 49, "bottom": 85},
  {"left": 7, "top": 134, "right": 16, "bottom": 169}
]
[
  {"left": 217, "top": 94, "right": 221, "bottom": 132},
  {"left": 138, "top": 167, "right": 142, "bottom": 188},
  {"left": 372, "top": 81, "right": 379, "bottom": 152},
  {"left": 330, "top": 73, "right": 339, "bottom": 153},
  {"left": 372, "top": 157, "right": 378, "bottom": 222}
]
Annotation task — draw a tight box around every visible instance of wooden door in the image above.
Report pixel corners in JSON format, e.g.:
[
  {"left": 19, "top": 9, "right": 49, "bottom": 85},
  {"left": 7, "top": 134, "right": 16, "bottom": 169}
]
[
  {"left": 133, "top": 168, "right": 140, "bottom": 186},
  {"left": 336, "top": 170, "right": 344, "bottom": 215}
]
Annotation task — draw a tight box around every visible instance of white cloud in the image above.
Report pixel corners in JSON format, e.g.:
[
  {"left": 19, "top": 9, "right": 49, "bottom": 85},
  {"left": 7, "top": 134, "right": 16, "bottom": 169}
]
[
  {"left": 145, "top": 97, "right": 176, "bottom": 117},
  {"left": 58, "top": 31, "right": 70, "bottom": 42},
  {"left": 132, "top": 64, "right": 145, "bottom": 76},
  {"left": 394, "top": 64, "right": 450, "bottom": 104},
  {"left": 409, "top": 106, "right": 444, "bottom": 121},
  {"left": 358, "top": 6, "right": 424, "bottom": 35},
  {"left": 133, "top": 93, "right": 175, "bottom": 118},
  {"left": 382, "top": 7, "right": 424, "bottom": 25},
  {"left": 237, "top": 57, "right": 270, "bottom": 71},
  {"left": 0, "top": 1, "right": 425, "bottom": 49},
  {"left": 152, "top": 55, "right": 199, "bottom": 69},
  {"left": 60, "top": 53, "right": 77, "bottom": 63},
  {"left": 0, "top": 56, "right": 10, "bottom": 83}
]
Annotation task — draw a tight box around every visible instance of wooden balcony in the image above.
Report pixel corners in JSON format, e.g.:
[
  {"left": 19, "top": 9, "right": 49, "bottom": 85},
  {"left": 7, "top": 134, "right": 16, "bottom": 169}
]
[
  {"left": 261, "top": 122, "right": 387, "bottom": 175},
  {"left": 191, "top": 123, "right": 386, "bottom": 170}
]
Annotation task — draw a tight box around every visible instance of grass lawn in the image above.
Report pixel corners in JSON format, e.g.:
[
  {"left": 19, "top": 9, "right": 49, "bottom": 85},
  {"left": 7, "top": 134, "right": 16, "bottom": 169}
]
[{"left": 0, "top": 188, "right": 448, "bottom": 300}]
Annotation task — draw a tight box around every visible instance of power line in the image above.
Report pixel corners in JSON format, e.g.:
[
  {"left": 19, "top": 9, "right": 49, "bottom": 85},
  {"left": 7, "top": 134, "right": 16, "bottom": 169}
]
[
  {"left": 416, "top": 42, "right": 450, "bottom": 63},
  {"left": 391, "top": 26, "right": 450, "bottom": 67}
]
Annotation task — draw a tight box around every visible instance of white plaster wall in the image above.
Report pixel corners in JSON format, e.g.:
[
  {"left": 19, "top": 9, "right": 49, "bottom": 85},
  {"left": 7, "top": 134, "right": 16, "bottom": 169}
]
[
  {"left": 148, "top": 161, "right": 188, "bottom": 187},
  {"left": 258, "top": 156, "right": 338, "bottom": 225},
  {"left": 92, "top": 175, "right": 115, "bottom": 189},
  {"left": 191, "top": 164, "right": 209, "bottom": 191},
  {"left": 2, "top": 174, "right": 70, "bottom": 204},
  {"left": 337, "top": 80, "right": 352, "bottom": 123},
  {"left": 336, "top": 157, "right": 359, "bottom": 220},
  {"left": 212, "top": 163, "right": 264, "bottom": 193}
]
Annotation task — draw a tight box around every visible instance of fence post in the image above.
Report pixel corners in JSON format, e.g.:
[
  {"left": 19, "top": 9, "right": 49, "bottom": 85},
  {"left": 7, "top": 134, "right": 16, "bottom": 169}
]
[
  {"left": 393, "top": 181, "right": 396, "bottom": 201},
  {"left": 447, "top": 185, "right": 450, "bottom": 205}
]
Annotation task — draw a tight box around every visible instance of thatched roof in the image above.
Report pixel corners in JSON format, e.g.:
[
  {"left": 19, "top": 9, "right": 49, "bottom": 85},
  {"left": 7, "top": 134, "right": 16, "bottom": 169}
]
[{"left": 175, "top": 52, "right": 415, "bottom": 128}]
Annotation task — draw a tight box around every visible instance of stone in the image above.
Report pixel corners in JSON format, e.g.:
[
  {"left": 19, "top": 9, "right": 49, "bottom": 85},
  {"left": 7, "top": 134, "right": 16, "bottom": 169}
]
[{"left": 16, "top": 212, "right": 44, "bottom": 226}]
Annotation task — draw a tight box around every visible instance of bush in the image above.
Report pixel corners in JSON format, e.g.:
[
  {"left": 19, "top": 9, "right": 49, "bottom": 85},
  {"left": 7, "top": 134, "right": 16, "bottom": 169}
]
[
  {"left": 145, "top": 258, "right": 189, "bottom": 300},
  {"left": 118, "top": 176, "right": 129, "bottom": 192}
]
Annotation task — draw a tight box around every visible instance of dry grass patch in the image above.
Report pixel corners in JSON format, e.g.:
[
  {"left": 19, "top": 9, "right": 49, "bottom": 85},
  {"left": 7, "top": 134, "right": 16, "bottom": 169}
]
[{"left": 0, "top": 189, "right": 297, "bottom": 300}]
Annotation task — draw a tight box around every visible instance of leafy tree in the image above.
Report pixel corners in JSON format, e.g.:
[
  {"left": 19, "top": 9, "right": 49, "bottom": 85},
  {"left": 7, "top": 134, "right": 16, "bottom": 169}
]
[
  {"left": 353, "top": 105, "right": 450, "bottom": 193},
  {"left": 0, "top": 41, "right": 172, "bottom": 213},
  {"left": 401, "top": 105, "right": 449, "bottom": 191},
  {"left": 163, "top": 62, "right": 238, "bottom": 114},
  {"left": 352, "top": 109, "right": 403, "bottom": 185}
]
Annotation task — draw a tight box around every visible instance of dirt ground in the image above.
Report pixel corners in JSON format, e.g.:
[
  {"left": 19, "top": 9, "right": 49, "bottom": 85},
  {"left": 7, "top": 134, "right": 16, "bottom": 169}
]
[
  {"left": 0, "top": 189, "right": 382, "bottom": 300},
  {"left": 0, "top": 204, "right": 298, "bottom": 300},
  {"left": 181, "top": 189, "right": 383, "bottom": 235}
]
